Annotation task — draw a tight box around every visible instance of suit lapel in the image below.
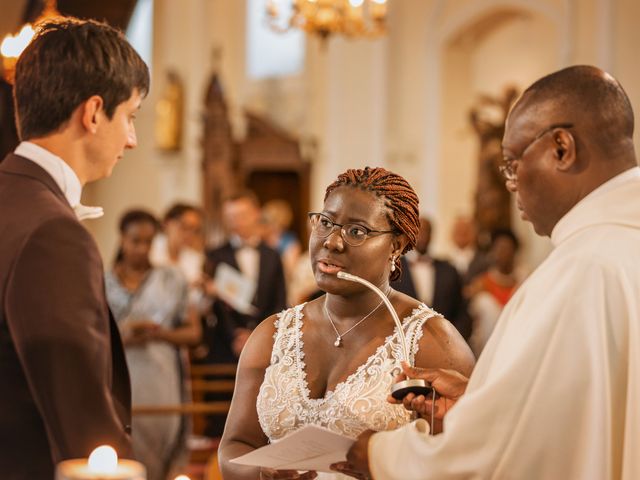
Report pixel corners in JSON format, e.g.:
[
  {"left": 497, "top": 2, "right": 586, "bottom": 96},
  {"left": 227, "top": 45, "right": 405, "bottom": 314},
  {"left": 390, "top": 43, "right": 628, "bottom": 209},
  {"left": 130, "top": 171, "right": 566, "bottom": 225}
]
[
  {"left": 255, "top": 243, "right": 270, "bottom": 303},
  {"left": 0, "top": 154, "right": 71, "bottom": 213},
  {"left": 222, "top": 243, "right": 241, "bottom": 270}
]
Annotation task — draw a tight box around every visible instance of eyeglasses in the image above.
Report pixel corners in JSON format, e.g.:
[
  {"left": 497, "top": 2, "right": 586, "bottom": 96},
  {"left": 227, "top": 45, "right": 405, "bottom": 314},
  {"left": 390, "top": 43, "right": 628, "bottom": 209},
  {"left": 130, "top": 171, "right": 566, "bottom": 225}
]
[
  {"left": 308, "top": 212, "right": 396, "bottom": 247},
  {"left": 499, "top": 123, "right": 574, "bottom": 182}
]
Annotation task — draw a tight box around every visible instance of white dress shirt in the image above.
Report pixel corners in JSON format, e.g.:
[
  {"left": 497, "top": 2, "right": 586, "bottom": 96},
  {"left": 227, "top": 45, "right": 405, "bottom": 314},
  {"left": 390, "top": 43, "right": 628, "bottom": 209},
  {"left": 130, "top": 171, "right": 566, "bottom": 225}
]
[
  {"left": 14, "top": 141, "right": 103, "bottom": 220},
  {"left": 405, "top": 250, "right": 435, "bottom": 305},
  {"left": 229, "top": 235, "right": 260, "bottom": 283}
]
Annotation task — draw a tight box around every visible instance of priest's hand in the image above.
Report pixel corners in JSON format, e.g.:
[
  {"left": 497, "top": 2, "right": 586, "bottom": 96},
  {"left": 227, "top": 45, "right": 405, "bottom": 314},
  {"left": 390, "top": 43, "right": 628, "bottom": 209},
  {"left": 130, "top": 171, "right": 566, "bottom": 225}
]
[
  {"left": 332, "top": 430, "right": 375, "bottom": 479},
  {"left": 388, "top": 361, "right": 469, "bottom": 420},
  {"left": 259, "top": 467, "right": 317, "bottom": 479}
]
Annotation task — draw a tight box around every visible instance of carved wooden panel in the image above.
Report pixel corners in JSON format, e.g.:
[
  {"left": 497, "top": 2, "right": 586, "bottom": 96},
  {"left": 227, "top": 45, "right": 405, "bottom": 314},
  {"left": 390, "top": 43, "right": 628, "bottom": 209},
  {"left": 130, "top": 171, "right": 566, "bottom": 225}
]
[
  {"left": 201, "top": 73, "right": 240, "bottom": 243},
  {"left": 239, "top": 112, "right": 309, "bottom": 249},
  {"left": 201, "top": 69, "right": 309, "bottom": 248}
]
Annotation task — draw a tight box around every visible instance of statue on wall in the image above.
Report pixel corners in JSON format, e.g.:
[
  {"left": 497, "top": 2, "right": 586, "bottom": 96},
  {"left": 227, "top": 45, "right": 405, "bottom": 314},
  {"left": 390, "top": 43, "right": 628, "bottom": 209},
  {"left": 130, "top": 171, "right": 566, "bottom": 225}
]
[
  {"left": 469, "top": 86, "right": 519, "bottom": 249},
  {"left": 155, "top": 70, "right": 184, "bottom": 151}
]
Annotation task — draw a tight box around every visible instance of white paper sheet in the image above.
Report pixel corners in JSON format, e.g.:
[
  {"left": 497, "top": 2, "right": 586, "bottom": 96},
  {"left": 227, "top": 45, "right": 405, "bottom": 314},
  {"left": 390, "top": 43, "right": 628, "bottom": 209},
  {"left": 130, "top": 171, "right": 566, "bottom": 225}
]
[
  {"left": 230, "top": 425, "right": 356, "bottom": 473},
  {"left": 214, "top": 262, "right": 257, "bottom": 315}
]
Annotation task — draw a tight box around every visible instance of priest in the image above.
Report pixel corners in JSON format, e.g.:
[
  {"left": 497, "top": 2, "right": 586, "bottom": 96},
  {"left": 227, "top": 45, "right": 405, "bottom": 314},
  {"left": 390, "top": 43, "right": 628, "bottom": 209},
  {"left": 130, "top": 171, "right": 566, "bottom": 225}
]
[{"left": 341, "top": 65, "right": 640, "bottom": 479}]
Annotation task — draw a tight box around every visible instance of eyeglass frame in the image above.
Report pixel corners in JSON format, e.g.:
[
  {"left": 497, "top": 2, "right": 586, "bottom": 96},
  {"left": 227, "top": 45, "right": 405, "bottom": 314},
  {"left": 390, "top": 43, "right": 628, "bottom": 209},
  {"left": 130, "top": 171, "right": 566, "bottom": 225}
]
[
  {"left": 499, "top": 123, "right": 574, "bottom": 182},
  {"left": 308, "top": 212, "right": 397, "bottom": 247}
]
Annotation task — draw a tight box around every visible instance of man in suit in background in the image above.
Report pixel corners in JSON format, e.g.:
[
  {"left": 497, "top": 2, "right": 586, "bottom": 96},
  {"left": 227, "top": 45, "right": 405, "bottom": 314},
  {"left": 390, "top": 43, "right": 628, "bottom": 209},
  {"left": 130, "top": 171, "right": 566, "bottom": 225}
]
[
  {"left": 393, "top": 217, "right": 471, "bottom": 339},
  {"left": 201, "top": 191, "right": 286, "bottom": 438},
  {"left": 205, "top": 190, "right": 287, "bottom": 364},
  {"left": 0, "top": 18, "right": 149, "bottom": 478}
]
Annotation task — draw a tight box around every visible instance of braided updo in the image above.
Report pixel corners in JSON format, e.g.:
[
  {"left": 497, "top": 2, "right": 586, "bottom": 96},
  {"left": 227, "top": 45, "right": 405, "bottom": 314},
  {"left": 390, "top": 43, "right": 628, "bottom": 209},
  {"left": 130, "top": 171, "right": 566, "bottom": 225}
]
[{"left": 324, "top": 167, "right": 420, "bottom": 281}]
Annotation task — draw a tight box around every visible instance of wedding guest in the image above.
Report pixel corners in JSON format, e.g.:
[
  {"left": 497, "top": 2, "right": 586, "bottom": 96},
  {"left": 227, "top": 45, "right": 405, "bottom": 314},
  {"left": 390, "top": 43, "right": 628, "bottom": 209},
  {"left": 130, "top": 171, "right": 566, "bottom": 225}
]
[
  {"left": 106, "top": 209, "right": 201, "bottom": 480},
  {"left": 150, "top": 202, "right": 206, "bottom": 287},
  {"left": 262, "top": 199, "right": 302, "bottom": 283},
  {"left": 449, "top": 215, "right": 490, "bottom": 284},
  {"left": 202, "top": 191, "right": 287, "bottom": 438},
  {"left": 448, "top": 215, "right": 476, "bottom": 274},
  {"left": 393, "top": 217, "right": 471, "bottom": 339},
  {"left": 466, "top": 229, "right": 524, "bottom": 356},
  {"left": 204, "top": 191, "right": 287, "bottom": 364}
]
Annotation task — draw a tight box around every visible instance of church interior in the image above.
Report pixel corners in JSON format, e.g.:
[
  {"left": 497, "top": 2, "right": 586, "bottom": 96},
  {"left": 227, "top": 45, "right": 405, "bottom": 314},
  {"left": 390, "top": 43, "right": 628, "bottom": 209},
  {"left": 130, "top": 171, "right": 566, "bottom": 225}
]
[
  {"left": 3, "top": 0, "right": 638, "bottom": 267},
  {"left": 1, "top": 1, "right": 639, "bottom": 479}
]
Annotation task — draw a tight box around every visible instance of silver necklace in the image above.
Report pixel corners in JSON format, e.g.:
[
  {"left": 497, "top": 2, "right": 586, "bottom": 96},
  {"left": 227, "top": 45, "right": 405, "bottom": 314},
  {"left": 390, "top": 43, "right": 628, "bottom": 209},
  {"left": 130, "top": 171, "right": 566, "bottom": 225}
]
[{"left": 323, "top": 289, "right": 391, "bottom": 347}]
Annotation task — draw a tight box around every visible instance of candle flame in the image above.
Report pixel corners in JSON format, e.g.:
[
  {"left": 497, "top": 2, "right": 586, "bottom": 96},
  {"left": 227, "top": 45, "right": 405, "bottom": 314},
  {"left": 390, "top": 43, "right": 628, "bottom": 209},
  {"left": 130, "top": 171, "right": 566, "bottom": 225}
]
[
  {"left": 174, "top": 476, "right": 191, "bottom": 480},
  {"left": 88, "top": 445, "right": 118, "bottom": 474}
]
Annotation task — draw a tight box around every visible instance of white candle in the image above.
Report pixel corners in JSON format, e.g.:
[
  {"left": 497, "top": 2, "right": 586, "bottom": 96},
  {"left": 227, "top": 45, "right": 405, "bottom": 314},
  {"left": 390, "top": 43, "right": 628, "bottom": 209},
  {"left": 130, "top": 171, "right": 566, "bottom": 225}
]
[{"left": 56, "top": 445, "right": 146, "bottom": 480}]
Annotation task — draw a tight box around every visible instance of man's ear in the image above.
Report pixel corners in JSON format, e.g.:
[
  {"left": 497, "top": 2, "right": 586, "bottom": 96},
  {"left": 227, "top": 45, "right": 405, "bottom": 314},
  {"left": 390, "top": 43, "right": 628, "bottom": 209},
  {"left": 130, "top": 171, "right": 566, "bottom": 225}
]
[
  {"left": 552, "top": 129, "right": 577, "bottom": 172},
  {"left": 80, "top": 95, "right": 104, "bottom": 134}
]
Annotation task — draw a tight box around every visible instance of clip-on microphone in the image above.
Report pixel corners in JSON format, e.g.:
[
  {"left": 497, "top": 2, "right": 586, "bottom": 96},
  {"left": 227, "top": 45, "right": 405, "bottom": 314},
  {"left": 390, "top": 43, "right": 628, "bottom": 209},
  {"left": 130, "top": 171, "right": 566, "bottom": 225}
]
[{"left": 336, "top": 271, "right": 434, "bottom": 400}]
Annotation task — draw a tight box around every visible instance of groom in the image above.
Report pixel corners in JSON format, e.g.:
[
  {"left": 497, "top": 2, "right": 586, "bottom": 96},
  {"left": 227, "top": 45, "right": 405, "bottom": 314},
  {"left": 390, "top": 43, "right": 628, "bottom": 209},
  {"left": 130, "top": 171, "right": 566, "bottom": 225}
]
[{"left": 0, "top": 18, "right": 149, "bottom": 478}]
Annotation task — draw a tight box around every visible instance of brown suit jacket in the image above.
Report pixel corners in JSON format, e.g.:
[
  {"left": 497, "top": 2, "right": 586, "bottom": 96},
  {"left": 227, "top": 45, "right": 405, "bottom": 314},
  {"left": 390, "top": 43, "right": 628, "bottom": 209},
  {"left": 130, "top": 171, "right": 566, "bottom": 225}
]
[{"left": 0, "top": 154, "right": 132, "bottom": 479}]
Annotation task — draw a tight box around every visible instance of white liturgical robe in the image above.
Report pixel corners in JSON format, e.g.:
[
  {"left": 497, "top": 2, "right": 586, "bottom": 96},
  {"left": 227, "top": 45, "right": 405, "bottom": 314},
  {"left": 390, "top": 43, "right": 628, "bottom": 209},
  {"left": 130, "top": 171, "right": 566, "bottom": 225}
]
[{"left": 369, "top": 170, "right": 640, "bottom": 479}]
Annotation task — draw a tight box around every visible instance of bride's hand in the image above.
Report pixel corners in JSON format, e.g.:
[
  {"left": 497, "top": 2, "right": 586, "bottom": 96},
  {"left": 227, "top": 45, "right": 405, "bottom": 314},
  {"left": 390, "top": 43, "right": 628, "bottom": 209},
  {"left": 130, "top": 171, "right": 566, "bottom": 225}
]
[
  {"left": 259, "top": 467, "right": 317, "bottom": 479},
  {"left": 330, "top": 461, "right": 371, "bottom": 479}
]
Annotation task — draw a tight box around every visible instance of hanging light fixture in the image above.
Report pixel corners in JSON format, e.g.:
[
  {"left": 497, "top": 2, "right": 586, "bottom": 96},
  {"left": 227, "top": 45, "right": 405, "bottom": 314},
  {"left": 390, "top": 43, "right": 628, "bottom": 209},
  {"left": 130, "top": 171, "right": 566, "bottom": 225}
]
[
  {"left": 1, "top": 0, "right": 63, "bottom": 84},
  {"left": 266, "top": 0, "right": 388, "bottom": 41}
]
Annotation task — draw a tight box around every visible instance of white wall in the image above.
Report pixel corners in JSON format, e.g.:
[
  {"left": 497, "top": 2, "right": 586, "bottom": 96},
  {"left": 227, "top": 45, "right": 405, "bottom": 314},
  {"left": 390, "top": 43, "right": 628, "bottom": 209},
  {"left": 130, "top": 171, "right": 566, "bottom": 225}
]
[
  {"left": 85, "top": 0, "right": 640, "bottom": 271},
  {"left": 85, "top": 0, "right": 215, "bottom": 261}
]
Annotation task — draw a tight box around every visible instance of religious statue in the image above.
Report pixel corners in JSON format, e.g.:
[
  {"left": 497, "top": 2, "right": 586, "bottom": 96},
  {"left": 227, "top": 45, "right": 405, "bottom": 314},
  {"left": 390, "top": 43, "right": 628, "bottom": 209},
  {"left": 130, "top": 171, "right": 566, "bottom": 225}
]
[
  {"left": 155, "top": 70, "right": 184, "bottom": 151},
  {"left": 469, "top": 86, "right": 519, "bottom": 248}
]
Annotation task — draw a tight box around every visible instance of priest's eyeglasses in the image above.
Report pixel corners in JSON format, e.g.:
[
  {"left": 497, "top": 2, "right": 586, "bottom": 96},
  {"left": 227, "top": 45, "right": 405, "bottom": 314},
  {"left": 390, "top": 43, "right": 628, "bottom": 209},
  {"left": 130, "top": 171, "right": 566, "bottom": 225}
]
[
  {"left": 499, "top": 123, "right": 574, "bottom": 182},
  {"left": 308, "top": 212, "right": 396, "bottom": 247}
]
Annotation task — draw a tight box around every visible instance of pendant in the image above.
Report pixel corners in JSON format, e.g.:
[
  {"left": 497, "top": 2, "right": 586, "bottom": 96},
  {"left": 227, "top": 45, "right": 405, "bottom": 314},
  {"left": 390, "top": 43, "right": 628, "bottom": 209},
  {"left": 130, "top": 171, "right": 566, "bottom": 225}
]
[{"left": 334, "top": 336, "right": 342, "bottom": 347}]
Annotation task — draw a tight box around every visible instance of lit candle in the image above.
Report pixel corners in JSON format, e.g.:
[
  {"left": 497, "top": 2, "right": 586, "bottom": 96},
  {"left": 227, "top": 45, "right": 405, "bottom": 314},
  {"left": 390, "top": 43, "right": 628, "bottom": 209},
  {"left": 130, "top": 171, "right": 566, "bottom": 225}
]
[{"left": 56, "top": 445, "right": 146, "bottom": 480}]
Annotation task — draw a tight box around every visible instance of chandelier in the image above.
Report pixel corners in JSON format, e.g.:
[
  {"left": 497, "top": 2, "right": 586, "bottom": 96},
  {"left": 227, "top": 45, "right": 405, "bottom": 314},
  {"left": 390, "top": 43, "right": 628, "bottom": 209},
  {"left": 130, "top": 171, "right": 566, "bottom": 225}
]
[
  {"left": 1, "top": 0, "right": 62, "bottom": 83},
  {"left": 266, "top": 0, "right": 389, "bottom": 41}
]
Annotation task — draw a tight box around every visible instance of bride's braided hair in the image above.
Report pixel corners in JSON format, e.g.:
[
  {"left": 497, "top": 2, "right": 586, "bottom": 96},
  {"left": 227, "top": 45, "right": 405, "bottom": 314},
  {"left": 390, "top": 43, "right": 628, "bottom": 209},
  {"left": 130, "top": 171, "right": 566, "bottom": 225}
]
[{"left": 324, "top": 166, "right": 420, "bottom": 281}]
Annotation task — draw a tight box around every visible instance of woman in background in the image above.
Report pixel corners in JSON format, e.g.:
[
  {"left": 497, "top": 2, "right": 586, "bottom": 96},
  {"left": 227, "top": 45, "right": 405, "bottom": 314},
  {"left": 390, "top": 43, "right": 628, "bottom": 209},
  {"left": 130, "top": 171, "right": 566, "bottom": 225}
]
[
  {"left": 262, "top": 198, "right": 302, "bottom": 285},
  {"left": 466, "top": 229, "right": 524, "bottom": 357},
  {"left": 105, "top": 209, "right": 202, "bottom": 480}
]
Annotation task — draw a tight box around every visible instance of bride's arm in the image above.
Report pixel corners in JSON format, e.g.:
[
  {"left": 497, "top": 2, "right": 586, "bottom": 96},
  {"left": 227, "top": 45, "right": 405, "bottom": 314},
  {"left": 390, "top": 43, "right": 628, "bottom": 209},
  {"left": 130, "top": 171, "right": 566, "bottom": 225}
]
[
  {"left": 218, "top": 315, "right": 276, "bottom": 479},
  {"left": 404, "top": 315, "right": 476, "bottom": 432}
]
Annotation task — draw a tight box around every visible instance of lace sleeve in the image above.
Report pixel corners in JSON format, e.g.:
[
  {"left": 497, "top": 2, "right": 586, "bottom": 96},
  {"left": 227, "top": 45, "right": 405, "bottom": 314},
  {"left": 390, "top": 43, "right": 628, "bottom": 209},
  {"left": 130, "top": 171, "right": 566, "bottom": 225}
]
[
  {"left": 406, "top": 304, "right": 440, "bottom": 362},
  {"left": 269, "top": 304, "right": 305, "bottom": 365}
]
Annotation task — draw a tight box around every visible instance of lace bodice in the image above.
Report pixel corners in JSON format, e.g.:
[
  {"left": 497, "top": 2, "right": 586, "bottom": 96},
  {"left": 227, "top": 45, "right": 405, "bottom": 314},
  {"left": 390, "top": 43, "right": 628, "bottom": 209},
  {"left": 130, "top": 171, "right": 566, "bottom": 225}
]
[{"left": 257, "top": 303, "right": 437, "bottom": 441}]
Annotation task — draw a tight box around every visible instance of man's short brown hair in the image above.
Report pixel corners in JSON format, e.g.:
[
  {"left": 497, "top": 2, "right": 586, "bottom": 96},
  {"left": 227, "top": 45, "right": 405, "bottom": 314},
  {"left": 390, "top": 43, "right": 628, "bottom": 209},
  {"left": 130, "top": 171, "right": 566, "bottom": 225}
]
[{"left": 13, "top": 17, "right": 150, "bottom": 140}]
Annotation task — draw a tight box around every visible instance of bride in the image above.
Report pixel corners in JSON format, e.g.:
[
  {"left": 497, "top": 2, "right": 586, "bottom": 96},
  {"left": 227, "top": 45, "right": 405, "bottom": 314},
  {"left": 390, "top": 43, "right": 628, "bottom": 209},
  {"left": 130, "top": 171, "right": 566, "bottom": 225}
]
[{"left": 218, "top": 167, "right": 475, "bottom": 479}]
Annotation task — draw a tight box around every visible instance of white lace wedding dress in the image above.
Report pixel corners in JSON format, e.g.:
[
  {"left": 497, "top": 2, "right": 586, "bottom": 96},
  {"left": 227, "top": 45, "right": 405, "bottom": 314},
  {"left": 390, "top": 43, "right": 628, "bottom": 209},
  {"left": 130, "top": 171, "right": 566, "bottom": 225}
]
[{"left": 257, "top": 302, "right": 437, "bottom": 479}]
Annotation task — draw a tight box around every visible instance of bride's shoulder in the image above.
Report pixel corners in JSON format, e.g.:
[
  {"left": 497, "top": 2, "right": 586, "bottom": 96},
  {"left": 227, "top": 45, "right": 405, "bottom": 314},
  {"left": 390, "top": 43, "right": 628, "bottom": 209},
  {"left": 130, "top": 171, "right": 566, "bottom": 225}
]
[
  {"left": 299, "top": 295, "right": 325, "bottom": 320},
  {"left": 391, "top": 289, "right": 428, "bottom": 320}
]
